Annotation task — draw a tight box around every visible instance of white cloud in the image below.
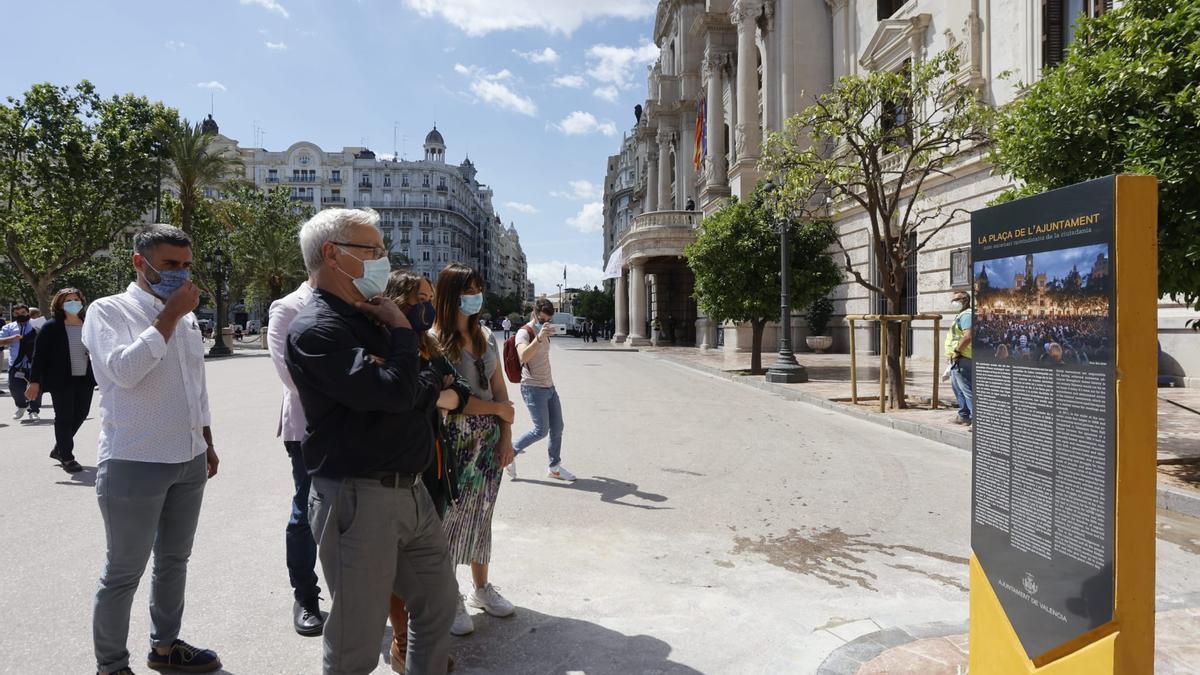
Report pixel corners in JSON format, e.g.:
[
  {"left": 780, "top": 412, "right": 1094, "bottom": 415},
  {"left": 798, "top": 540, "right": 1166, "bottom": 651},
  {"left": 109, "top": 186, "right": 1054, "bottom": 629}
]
[
  {"left": 456, "top": 64, "right": 538, "bottom": 117},
  {"left": 551, "top": 179, "right": 602, "bottom": 201},
  {"left": 240, "top": 0, "right": 290, "bottom": 19},
  {"left": 528, "top": 261, "right": 605, "bottom": 296},
  {"left": 504, "top": 201, "right": 540, "bottom": 214},
  {"left": 265, "top": 41, "right": 288, "bottom": 50},
  {"left": 196, "top": 81, "right": 227, "bottom": 91},
  {"left": 552, "top": 74, "right": 587, "bottom": 89},
  {"left": 587, "top": 40, "right": 660, "bottom": 89},
  {"left": 165, "top": 40, "right": 189, "bottom": 50},
  {"left": 514, "top": 47, "right": 559, "bottom": 64},
  {"left": 403, "top": 0, "right": 655, "bottom": 36},
  {"left": 470, "top": 79, "right": 538, "bottom": 117},
  {"left": 554, "top": 111, "right": 617, "bottom": 136},
  {"left": 566, "top": 202, "right": 604, "bottom": 233},
  {"left": 593, "top": 85, "right": 619, "bottom": 102}
]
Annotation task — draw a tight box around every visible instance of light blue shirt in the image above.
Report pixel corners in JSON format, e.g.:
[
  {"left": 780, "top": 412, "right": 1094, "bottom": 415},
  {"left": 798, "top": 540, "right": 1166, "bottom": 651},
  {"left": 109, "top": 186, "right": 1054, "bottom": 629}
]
[{"left": 0, "top": 321, "right": 34, "bottom": 363}]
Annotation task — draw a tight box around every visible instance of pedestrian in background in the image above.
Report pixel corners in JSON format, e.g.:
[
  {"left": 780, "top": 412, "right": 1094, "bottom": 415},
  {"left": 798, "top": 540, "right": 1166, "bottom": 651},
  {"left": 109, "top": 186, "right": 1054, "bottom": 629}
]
[
  {"left": 284, "top": 208, "right": 457, "bottom": 675},
  {"left": 432, "top": 263, "right": 518, "bottom": 637},
  {"left": 385, "top": 269, "right": 470, "bottom": 673},
  {"left": 84, "top": 224, "right": 223, "bottom": 675},
  {"left": 502, "top": 316, "right": 512, "bottom": 340},
  {"left": 0, "top": 303, "right": 43, "bottom": 421},
  {"left": 26, "top": 288, "right": 95, "bottom": 474},
  {"left": 945, "top": 290, "right": 974, "bottom": 425},
  {"left": 266, "top": 274, "right": 325, "bottom": 637},
  {"left": 512, "top": 298, "right": 574, "bottom": 482}
]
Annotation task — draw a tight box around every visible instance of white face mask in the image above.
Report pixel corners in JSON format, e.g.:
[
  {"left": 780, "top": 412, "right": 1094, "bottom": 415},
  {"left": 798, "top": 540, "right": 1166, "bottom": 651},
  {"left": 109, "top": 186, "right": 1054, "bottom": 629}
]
[
  {"left": 337, "top": 247, "right": 390, "bottom": 299},
  {"left": 952, "top": 300, "right": 966, "bottom": 311}
]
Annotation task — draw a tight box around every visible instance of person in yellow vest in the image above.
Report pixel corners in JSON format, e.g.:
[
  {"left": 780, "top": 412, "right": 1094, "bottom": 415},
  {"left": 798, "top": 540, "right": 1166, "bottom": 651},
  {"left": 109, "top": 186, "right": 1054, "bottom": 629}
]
[{"left": 945, "top": 290, "right": 974, "bottom": 425}]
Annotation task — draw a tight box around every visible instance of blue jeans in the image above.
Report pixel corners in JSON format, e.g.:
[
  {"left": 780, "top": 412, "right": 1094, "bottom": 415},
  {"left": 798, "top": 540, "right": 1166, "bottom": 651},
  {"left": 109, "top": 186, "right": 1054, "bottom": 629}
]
[
  {"left": 951, "top": 357, "right": 974, "bottom": 421},
  {"left": 8, "top": 363, "right": 42, "bottom": 413},
  {"left": 514, "top": 384, "right": 564, "bottom": 468},
  {"left": 285, "top": 441, "right": 320, "bottom": 604}
]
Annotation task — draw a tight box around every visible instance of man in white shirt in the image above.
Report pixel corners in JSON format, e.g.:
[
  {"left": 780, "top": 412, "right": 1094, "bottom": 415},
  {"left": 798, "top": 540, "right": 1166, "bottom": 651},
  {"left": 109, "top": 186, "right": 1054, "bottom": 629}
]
[
  {"left": 266, "top": 277, "right": 324, "bottom": 636},
  {"left": 83, "top": 225, "right": 223, "bottom": 675},
  {"left": 0, "top": 303, "right": 44, "bottom": 421},
  {"left": 501, "top": 316, "right": 512, "bottom": 339}
]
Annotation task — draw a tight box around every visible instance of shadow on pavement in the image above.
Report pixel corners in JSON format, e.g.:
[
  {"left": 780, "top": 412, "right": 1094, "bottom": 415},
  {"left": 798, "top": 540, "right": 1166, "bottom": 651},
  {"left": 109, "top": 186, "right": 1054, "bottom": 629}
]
[
  {"left": 382, "top": 606, "right": 701, "bottom": 674},
  {"left": 56, "top": 465, "right": 97, "bottom": 488},
  {"left": 514, "top": 476, "right": 672, "bottom": 510}
]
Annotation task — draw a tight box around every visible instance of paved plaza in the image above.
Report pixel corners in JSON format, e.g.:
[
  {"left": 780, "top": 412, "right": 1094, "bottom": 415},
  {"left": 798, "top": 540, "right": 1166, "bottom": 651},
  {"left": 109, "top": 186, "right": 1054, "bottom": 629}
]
[{"left": 1, "top": 339, "right": 1198, "bottom": 674}]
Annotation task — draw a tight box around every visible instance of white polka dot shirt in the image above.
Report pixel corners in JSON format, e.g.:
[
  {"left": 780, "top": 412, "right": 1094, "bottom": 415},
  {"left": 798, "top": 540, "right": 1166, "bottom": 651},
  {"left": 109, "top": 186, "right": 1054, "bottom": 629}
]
[{"left": 82, "top": 283, "right": 211, "bottom": 465}]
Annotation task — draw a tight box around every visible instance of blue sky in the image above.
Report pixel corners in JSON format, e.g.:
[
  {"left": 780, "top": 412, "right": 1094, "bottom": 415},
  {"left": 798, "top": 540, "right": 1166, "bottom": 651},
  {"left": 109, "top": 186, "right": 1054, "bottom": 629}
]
[
  {"left": 976, "top": 244, "right": 1109, "bottom": 289},
  {"left": 1, "top": 0, "right": 661, "bottom": 295}
]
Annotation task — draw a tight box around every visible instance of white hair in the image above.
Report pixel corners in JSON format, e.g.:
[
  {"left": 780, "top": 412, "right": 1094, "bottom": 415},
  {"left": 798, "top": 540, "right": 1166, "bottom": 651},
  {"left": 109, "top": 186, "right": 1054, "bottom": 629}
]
[{"left": 299, "top": 208, "right": 380, "bottom": 275}]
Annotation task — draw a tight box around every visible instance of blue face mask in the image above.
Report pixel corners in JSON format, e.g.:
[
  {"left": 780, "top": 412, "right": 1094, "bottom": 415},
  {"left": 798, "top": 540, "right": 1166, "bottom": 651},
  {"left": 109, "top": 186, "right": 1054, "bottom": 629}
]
[
  {"left": 459, "top": 293, "right": 484, "bottom": 316},
  {"left": 405, "top": 300, "right": 436, "bottom": 333},
  {"left": 144, "top": 260, "right": 190, "bottom": 299},
  {"left": 63, "top": 300, "right": 83, "bottom": 315},
  {"left": 337, "top": 247, "right": 391, "bottom": 299}
]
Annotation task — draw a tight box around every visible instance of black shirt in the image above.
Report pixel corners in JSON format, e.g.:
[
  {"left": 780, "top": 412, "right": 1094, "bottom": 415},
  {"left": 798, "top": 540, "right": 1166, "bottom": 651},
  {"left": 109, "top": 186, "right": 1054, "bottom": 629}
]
[{"left": 285, "top": 289, "right": 442, "bottom": 478}]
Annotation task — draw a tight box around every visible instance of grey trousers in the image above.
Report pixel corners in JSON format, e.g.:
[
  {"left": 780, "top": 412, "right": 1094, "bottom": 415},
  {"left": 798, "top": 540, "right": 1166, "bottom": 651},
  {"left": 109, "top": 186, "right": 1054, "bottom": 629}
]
[
  {"left": 93, "top": 454, "right": 207, "bottom": 673},
  {"left": 309, "top": 476, "right": 456, "bottom": 675}
]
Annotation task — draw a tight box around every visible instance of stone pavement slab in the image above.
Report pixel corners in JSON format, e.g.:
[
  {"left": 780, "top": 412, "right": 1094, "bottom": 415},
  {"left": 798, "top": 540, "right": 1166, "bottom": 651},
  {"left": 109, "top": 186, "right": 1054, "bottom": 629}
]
[{"left": 1, "top": 339, "right": 1197, "bottom": 673}]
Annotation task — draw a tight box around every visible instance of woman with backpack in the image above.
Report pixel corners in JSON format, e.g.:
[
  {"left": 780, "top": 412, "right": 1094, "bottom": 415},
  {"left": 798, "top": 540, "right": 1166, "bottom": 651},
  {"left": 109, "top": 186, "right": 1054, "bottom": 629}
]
[{"left": 431, "top": 262, "right": 518, "bottom": 637}]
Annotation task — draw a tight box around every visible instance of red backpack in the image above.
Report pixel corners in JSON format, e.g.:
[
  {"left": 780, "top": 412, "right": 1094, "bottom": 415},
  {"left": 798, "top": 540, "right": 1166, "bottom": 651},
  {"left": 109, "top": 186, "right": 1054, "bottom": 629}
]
[{"left": 502, "top": 324, "right": 536, "bottom": 384}]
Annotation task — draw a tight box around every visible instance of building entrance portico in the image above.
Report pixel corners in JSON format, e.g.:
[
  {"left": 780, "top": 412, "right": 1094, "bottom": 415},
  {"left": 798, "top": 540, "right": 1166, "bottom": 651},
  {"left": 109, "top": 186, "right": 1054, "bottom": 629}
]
[{"left": 610, "top": 210, "right": 701, "bottom": 348}]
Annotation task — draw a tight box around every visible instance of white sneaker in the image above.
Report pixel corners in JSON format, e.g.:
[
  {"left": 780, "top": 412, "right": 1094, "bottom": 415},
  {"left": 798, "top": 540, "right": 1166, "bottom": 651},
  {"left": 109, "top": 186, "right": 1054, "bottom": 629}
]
[
  {"left": 12, "top": 408, "right": 24, "bottom": 421},
  {"left": 548, "top": 464, "right": 576, "bottom": 482},
  {"left": 26, "top": 411, "right": 39, "bottom": 422},
  {"left": 505, "top": 458, "right": 517, "bottom": 480},
  {"left": 468, "top": 583, "right": 515, "bottom": 618},
  {"left": 450, "top": 595, "right": 474, "bottom": 636}
]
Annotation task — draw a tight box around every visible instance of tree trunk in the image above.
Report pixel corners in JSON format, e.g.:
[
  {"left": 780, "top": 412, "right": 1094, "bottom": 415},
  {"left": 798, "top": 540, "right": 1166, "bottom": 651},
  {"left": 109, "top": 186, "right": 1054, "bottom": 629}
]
[
  {"left": 750, "top": 318, "right": 766, "bottom": 375},
  {"left": 884, "top": 294, "right": 907, "bottom": 409},
  {"left": 32, "top": 276, "right": 54, "bottom": 316}
]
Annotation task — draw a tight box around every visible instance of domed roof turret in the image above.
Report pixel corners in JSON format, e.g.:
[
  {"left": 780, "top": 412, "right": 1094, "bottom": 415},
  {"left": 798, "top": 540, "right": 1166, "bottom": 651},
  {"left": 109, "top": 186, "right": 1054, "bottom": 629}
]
[{"left": 425, "top": 126, "right": 445, "bottom": 146}]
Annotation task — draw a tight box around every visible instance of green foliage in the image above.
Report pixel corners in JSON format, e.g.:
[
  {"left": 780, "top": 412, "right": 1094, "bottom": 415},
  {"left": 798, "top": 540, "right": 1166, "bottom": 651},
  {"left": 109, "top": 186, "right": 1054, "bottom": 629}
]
[
  {"left": 573, "top": 287, "right": 614, "bottom": 323},
  {"left": 762, "top": 50, "right": 992, "bottom": 307},
  {"left": 0, "top": 81, "right": 177, "bottom": 310},
  {"left": 990, "top": 0, "right": 1200, "bottom": 312},
  {"left": 165, "top": 118, "right": 242, "bottom": 235},
  {"left": 686, "top": 189, "right": 841, "bottom": 372},
  {"left": 806, "top": 296, "right": 835, "bottom": 336},
  {"left": 485, "top": 291, "right": 527, "bottom": 320},
  {"left": 217, "top": 185, "right": 310, "bottom": 304}
]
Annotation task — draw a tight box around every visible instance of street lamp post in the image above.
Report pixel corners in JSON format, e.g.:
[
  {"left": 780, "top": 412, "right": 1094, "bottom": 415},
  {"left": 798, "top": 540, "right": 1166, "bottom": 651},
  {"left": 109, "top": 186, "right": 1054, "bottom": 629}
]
[
  {"left": 763, "top": 181, "right": 808, "bottom": 384},
  {"left": 206, "top": 247, "right": 232, "bottom": 357}
]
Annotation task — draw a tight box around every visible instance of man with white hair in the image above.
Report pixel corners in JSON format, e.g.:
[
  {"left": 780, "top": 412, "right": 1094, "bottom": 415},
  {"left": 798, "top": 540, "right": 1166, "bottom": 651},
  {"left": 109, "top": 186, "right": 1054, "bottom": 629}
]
[{"left": 284, "top": 209, "right": 459, "bottom": 675}]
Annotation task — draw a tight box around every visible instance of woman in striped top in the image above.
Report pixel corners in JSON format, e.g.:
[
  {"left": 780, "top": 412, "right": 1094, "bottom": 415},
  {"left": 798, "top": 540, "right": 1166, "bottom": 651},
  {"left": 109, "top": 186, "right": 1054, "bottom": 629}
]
[{"left": 27, "top": 287, "right": 96, "bottom": 473}]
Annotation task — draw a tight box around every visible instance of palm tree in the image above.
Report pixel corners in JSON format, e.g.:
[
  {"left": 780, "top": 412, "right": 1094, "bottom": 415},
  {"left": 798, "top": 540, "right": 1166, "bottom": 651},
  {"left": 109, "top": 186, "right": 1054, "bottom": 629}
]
[{"left": 164, "top": 119, "right": 240, "bottom": 235}]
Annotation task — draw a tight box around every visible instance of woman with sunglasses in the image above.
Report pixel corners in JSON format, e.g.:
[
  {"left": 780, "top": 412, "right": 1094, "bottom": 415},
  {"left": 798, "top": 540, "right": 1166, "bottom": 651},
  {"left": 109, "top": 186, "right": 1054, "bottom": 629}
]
[
  {"left": 382, "top": 269, "right": 470, "bottom": 673},
  {"left": 26, "top": 287, "right": 96, "bottom": 474},
  {"left": 431, "top": 262, "right": 517, "bottom": 637}
]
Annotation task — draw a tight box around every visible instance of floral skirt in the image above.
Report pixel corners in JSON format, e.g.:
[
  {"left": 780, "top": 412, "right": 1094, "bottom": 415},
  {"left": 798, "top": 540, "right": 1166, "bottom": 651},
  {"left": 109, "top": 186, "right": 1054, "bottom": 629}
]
[{"left": 442, "top": 414, "right": 503, "bottom": 566}]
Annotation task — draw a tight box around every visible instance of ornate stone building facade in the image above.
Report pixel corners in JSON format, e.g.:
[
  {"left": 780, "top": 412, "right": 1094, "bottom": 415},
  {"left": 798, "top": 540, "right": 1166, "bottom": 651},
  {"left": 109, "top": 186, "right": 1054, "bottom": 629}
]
[
  {"left": 205, "top": 121, "right": 528, "bottom": 295},
  {"left": 604, "top": 0, "right": 1198, "bottom": 383}
]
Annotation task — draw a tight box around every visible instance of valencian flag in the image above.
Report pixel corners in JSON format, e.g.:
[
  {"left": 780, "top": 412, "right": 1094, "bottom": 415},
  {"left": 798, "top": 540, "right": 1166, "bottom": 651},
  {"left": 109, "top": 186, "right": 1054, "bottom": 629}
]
[{"left": 693, "top": 97, "right": 706, "bottom": 171}]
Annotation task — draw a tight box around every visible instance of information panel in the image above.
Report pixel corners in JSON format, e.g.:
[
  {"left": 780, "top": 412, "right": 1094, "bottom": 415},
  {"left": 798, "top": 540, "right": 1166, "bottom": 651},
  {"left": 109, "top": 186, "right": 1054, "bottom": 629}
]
[{"left": 970, "top": 176, "right": 1117, "bottom": 660}]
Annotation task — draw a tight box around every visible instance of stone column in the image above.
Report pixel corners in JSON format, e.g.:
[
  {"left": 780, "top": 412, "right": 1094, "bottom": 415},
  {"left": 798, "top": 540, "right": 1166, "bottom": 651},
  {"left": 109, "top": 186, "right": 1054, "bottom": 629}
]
[
  {"left": 627, "top": 262, "right": 650, "bottom": 346},
  {"left": 733, "top": 2, "right": 762, "bottom": 164},
  {"left": 613, "top": 270, "right": 629, "bottom": 343},
  {"left": 646, "top": 145, "right": 659, "bottom": 212},
  {"left": 657, "top": 130, "right": 673, "bottom": 210},
  {"left": 678, "top": 117, "right": 696, "bottom": 210},
  {"left": 704, "top": 54, "right": 728, "bottom": 187}
]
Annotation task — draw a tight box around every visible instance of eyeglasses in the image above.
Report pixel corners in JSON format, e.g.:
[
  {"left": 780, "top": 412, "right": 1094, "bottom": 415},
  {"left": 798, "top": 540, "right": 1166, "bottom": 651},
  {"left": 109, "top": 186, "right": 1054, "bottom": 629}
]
[
  {"left": 475, "top": 357, "right": 489, "bottom": 392},
  {"left": 333, "top": 241, "right": 387, "bottom": 260}
]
